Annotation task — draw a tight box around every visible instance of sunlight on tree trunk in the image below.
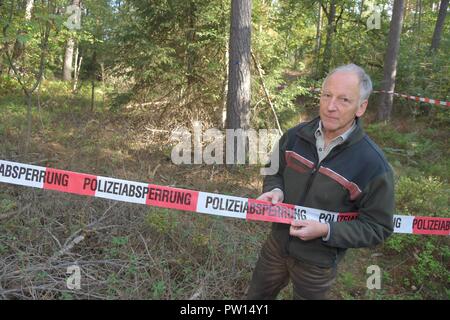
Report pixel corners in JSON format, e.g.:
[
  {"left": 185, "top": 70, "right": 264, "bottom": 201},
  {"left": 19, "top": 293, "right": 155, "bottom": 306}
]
[
  {"left": 226, "top": 0, "right": 252, "bottom": 131},
  {"left": 63, "top": 0, "right": 81, "bottom": 81},
  {"left": 378, "top": 0, "right": 405, "bottom": 121}
]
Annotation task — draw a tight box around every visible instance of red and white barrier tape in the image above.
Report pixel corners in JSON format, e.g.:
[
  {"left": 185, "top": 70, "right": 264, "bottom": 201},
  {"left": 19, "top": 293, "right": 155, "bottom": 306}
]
[
  {"left": 373, "top": 90, "right": 450, "bottom": 107},
  {"left": 0, "top": 159, "right": 448, "bottom": 236},
  {"left": 309, "top": 88, "right": 450, "bottom": 107}
]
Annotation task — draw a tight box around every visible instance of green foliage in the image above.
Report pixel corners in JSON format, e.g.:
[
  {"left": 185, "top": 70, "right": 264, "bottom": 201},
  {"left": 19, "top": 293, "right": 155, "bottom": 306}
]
[
  {"left": 146, "top": 208, "right": 179, "bottom": 234},
  {"left": 0, "top": 0, "right": 66, "bottom": 88},
  {"left": 109, "top": 0, "right": 228, "bottom": 115},
  {"left": 410, "top": 241, "right": 448, "bottom": 285},
  {"left": 339, "top": 271, "right": 356, "bottom": 290},
  {"left": 366, "top": 117, "right": 449, "bottom": 299},
  {"left": 396, "top": 175, "right": 448, "bottom": 216},
  {"left": 385, "top": 234, "right": 412, "bottom": 253},
  {"left": 366, "top": 122, "right": 450, "bottom": 181},
  {"left": 0, "top": 74, "right": 21, "bottom": 94},
  {"left": 151, "top": 280, "right": 166, "bottom": 299},
  {"left": 59, "top": 292, "right": 74, "bottom": 300},
  {"left": 111, "top": 236, "right": 129, "bottom": 246},
  {"left": 384, "top": 172, "right": 449, "bottom": 297},
  {"left": 0, "top": 197, "right": 17, "bottom": 214},
  {"left": 109, "top": 92, "right": 133, "bottom": 112}
]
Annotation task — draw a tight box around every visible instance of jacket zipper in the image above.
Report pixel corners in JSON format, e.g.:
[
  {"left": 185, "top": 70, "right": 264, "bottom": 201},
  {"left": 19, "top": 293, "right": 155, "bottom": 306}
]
[
  {"left": 298, "top": 161, "right": 321, "bottom": 205},
  {"left": 287, "top": 144, "right": 321, "bottom": 253},
  {"left": 298, "top": 142, "right": 322, "bottom": 206},
  {"left": 297, "top": 140, "right": 346, "bottom": 206}
]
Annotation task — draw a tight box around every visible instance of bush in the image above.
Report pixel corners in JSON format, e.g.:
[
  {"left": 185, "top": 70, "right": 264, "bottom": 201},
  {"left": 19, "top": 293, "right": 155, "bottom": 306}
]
[
  {"left": 396, "top": 175, "right": 448, "bottom": 216},
  {"left": 386, "top": 173, "right": 449, "bottom": 298}
]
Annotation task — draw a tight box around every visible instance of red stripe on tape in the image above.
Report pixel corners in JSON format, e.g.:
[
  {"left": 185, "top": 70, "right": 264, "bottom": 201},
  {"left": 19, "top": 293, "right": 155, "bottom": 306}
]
[
  {"left": 2, "top": 159, "right": 450, "bottom": 236},
  {"left": 44, "top": 168, "right": 96, "bottom": 196},
  {"left": 337, "top": 212, "right": 358, "bottom": 222},
  {"left": 412, "top": 216, "right": 450, "bottom": 236},
  {"left": 146, "top": 184, "right": 199, "bottom": 212},
  {"left": 313, "top": 88, "right": 449, "bottom": 107},
  {"left": 246, "top": 199, "right": 295, "bottom": 224}
]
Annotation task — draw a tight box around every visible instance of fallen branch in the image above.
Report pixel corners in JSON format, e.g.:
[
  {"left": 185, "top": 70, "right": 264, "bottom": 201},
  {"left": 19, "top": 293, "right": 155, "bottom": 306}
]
[
  {"left": 251, "top": 51, "right": 283, "bottom": 135},
  {"left": 48, "top": 203, "right": 118, "bottom": 262},
  {"left": 189, "top": 284, "right": 204, "bottom": 300},
  {"left": 50, "top": 235, "right": 85, "bottom": 262}
]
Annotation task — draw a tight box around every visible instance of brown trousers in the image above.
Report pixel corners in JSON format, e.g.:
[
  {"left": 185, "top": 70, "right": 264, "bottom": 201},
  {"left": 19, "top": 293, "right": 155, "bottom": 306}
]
[{"left": 247, "top": 234, "right": 337, "bottom": 300}]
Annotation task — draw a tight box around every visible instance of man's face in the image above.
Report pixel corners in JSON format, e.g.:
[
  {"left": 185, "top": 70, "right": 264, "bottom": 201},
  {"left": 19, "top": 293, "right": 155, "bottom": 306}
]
[{"left": 319, "top": 71, "right": 367, "bottom": 138}]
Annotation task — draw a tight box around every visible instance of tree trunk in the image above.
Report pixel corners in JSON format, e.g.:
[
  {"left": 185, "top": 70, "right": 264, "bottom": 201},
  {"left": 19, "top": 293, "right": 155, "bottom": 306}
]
[
  {"left": 226, "top": 0, "right": 252, "bottom": 131},
  {"left": 221, "top": 42, "right": 229, "bottom": 129},
  {"left": 63, "top": 38, "right": 75, "bottom": 81},
  {"left": 360, "top": 0, "right": 365, "bottom": 19},
  {"left": 14, "top": 27, "right": 50, "bottom": 153},
  {"left": 25, "top": 92, "right": 33, "bottom": 152},
  {"left": 9, "top": 0, "right": 34, "bottom": 74},
  {"left": 220, "top": 0, "right": 229, "bottom": 128},
  {"left": 430, "top": 0, "right": 449, "bottom": 51},
  {"left": 72, "top": 45, "right": 79, "bottom": 91},
  {"left": 101, "top": 62, "right": 105, "bottom": 107},
  {"left": 314, "top": 1, "right": 322, "bottom": 78},
  {"left": 186, "top": 0, "right": 196, "bottom": 86},
  {"left": 91, "top": 78, "right": 95, "bottom": 112},
  {"left": 411, "top": 0, "right": 421, "bottom": 55},
  {"left": 321, "top": 0, "right": 336, "bottom": 77},
  {"left": 413, "top": 0, "right": 419, "bottom": 29},
  {"left": 3, "top": 0, "right": 51, "bottom": 154},
  {"left": 73, "top": 51, "right": 83, "bottom": 92},
  {"left": 90, "top": 49, "right": 97, "bottom": 112},
  {"left": 378, "top": 0, "right": 405, "bottom": 121},
  {"left": 418, "top": 0, "right": 422, "bottom": 34},
  {"left": 62, "top": 0, "right": 80, "bottom": 81},
  {"left": 403, "top": 0, "right": 409, "bottom": 22}
]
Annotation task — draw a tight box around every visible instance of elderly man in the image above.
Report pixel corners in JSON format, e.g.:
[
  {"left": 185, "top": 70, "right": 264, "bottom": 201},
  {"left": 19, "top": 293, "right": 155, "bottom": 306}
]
[{"left": 247, "top": 64, "right": 395, "bottom": 300}]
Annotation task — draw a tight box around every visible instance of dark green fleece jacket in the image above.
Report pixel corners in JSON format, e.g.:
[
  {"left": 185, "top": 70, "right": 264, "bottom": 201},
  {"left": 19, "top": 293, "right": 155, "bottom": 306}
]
[{"left": 264, "top": 117, "right": 395, "bottom": 267}]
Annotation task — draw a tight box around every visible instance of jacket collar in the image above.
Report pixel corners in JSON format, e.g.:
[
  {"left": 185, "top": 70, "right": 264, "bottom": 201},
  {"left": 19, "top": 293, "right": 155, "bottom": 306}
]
[{"left": 295, "top": 116, "right": 365, "bottom": 147}]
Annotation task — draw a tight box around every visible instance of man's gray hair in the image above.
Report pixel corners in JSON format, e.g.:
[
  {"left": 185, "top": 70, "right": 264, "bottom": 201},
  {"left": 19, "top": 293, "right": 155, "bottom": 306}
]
[{"left": 322, "top": 64, "right": 373, "bottom": 105}]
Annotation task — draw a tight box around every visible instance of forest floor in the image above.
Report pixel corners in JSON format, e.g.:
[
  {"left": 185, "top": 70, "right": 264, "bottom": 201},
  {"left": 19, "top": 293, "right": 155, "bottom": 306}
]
[{"left": 0, "top": 81, "right": 448, "bottom": 300}]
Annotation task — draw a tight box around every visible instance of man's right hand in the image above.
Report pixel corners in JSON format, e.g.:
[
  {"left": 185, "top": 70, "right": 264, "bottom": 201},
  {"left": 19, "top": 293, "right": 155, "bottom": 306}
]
[{"left": 257, "top": 188, "right": 284, "bottom": 204}]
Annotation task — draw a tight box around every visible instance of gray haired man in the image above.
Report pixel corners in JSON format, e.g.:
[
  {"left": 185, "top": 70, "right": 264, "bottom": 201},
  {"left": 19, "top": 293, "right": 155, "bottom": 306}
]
[{"left": 247, "top": 64, "right": 395, "bottom": 299}]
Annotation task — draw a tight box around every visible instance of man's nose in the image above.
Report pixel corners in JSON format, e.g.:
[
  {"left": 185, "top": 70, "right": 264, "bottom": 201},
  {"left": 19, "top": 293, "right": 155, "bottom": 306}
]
[{"left": 326, "top": 97, "right": 338, "bottom": 111}]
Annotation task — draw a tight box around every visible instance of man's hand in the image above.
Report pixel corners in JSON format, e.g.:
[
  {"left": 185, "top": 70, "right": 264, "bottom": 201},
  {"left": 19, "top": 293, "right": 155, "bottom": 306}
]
[
  {"left": 257, "top": 189, "right": 284, "bottom": 204},
  {"left": 289, "top": 220, "right": 329, "bottom": 241}
]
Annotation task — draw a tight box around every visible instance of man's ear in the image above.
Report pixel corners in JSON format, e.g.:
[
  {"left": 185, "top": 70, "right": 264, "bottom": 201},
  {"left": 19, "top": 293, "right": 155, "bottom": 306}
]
[{"left": 356, "top": 100, "right": 368, "bottom": 117}]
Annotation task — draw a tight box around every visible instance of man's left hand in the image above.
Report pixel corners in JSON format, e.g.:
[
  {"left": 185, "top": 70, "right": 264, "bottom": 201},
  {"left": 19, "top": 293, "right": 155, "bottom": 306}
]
[{"left": 289, "top": 220, "right": 329, "bottom": 241}]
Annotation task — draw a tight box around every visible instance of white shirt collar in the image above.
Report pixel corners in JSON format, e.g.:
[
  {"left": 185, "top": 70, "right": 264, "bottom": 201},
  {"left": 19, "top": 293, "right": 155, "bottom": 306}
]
[{"left": 315, "top": 120, "right": 356, "bottom": 142}]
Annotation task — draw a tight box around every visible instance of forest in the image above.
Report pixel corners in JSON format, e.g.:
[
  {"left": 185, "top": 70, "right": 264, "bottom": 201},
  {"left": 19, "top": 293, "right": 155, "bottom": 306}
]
[{"left": 0, "top": 0, "right": 449, "bottom": 300}]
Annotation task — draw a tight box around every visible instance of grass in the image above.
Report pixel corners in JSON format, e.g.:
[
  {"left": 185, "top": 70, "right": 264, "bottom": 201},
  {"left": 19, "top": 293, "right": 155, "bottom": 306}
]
[{"left": 0, "top": 80, "right": 449, "bottom": 299}]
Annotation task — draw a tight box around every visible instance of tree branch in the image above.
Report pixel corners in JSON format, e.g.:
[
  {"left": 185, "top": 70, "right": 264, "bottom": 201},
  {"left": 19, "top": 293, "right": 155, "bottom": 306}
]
[
  {"left": 335, "top": 6, "right": 344, "bottom": 26},
  {"left": 321, "top": 2, "right": 329, "bottom": 18},
  {"left": 251, "top": 51, "right": 283, "bottom": 135}
]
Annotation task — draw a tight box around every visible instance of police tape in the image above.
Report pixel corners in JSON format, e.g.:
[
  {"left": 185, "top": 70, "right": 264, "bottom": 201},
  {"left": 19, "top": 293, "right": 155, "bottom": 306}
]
[
  {"left": 0, "top": 159, "right": 449, "bottom": 236},
  {"left": 373, "top": 90, "right": 450, "bottom": 107},
  {"left": 309, "top": 88, "right": 450, "bottom": 107}
]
